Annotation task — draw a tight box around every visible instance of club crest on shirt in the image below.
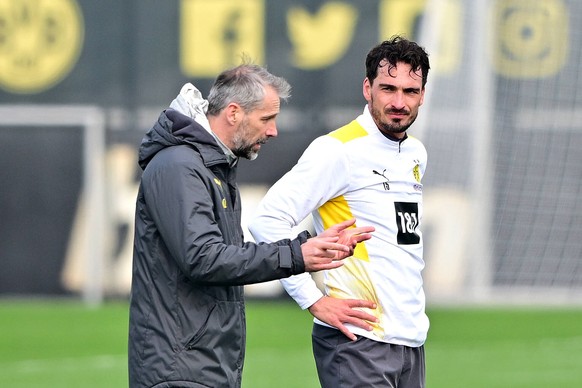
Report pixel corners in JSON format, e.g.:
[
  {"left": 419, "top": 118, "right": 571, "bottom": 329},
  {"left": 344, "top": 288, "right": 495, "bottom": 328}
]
[{"left": 413, "top": 160, "right": 421, "bottom": 183}]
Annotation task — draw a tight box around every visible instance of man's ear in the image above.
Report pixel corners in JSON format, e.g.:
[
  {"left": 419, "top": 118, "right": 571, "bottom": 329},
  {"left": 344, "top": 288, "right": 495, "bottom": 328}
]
[
  {"left": 225, "top": 103, "right": 240, "bottom": 125},
  {"left": 363, "top": 78, "right": 372, "bottom": 101}
]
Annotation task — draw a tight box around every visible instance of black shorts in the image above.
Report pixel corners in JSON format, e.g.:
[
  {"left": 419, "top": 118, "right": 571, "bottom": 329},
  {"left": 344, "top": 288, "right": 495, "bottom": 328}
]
[{"left": 312, "top": 323, "right": 425, "bottom": 388}]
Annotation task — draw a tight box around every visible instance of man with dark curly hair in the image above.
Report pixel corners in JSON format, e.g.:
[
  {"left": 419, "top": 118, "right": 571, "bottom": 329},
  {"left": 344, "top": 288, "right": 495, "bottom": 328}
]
[{"left": 250, "top": 36, "right": 431, "bottom": 387}]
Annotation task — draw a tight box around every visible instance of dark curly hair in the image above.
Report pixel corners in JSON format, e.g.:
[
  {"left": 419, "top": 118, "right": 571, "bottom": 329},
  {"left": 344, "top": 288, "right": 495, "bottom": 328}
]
[{"left": 365, "top": 36, "right": 430, "bottom": 88}]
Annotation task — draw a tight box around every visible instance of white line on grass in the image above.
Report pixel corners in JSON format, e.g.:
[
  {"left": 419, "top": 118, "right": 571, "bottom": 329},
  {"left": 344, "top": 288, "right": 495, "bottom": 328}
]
[{"left": 0, "top": 354, "right": 126, "bottom": 374}]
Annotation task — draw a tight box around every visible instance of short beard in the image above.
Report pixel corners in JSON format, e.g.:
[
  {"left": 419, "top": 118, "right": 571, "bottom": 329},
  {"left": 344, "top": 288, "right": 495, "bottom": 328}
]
[
  {"left": 371, "top": 105, "right": 416, "bottom": 136},
  {"left": 231, "top": 121, "right": 260, "bottom": 160},
  {"left": 233, "top": 146, "right": 258, "bottom": 160},
  {"left": 231, "top": 137, "right": 258, "bottom": 160}
]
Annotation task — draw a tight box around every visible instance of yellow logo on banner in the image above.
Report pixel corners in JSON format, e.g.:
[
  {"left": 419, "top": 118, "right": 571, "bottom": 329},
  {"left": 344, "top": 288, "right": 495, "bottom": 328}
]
[
  {"left": 0, "top": 0, "right": 84, "bottom": 94},
  {"left": 287, "top": 2, "right": 357, "bottom": 69},
  {"left": 494, "top": 0, "right": 567, "bottom": 78},
  {"left": 180, "top": 0, "right": 265, "bottom": 78}
]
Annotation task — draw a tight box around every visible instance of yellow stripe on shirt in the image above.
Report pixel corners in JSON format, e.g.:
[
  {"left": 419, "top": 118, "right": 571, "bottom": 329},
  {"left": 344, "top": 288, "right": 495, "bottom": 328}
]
[
  {"left": 318, "top": 195, "right": 383, "bottom": 336},
  {"left": 318, "top": 195, "right": 370, "bottom": 263},
  {"left": 328, "top": 120, "right": 368, "bottom": 143}
]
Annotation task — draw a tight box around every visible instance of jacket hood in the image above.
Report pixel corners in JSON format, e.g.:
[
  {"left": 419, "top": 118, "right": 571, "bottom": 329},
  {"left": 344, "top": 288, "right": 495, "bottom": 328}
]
[{"left": 138, "top": 108, "right": 225, "bottom": 170}]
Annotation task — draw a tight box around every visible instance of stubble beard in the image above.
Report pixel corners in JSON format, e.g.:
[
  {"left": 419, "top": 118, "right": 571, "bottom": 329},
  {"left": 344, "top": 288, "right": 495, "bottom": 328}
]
[
  {"left": 370, "top": 100, "right": 417, "bottom": 136},
  {"left": 232, "top": 120, "right": 262, "bottom": 160}
]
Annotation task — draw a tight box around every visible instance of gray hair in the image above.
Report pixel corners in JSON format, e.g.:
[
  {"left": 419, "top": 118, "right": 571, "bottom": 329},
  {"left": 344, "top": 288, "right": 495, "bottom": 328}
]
[{"left": 206, "top": 63, "right": 291, "bottom": 116}]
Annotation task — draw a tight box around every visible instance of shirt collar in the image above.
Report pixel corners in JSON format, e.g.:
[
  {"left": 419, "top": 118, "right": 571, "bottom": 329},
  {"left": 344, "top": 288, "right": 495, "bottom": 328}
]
[{"left": 208, "top": 131, "right": 238, "bottom": 167}]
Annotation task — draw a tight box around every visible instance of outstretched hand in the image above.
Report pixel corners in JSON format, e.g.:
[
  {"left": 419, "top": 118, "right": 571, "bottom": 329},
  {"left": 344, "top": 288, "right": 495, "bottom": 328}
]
[
  {"left": 300, "top": 236, "right": 351, "bottom": 272},
  {"left": 318, "top": 218, "right": 375, "bottom": 260},
  {"left": 300, "top": 218, "right": 374, "bottom": 272},
  {"left": 308, "top": 296, "right": 378, "bottom": 341}
]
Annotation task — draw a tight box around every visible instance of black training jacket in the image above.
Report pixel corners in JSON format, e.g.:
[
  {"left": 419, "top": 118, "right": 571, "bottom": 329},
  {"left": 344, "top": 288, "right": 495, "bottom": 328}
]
[{"left": 128, "top": 109, "right": 309, "bottom": 388}]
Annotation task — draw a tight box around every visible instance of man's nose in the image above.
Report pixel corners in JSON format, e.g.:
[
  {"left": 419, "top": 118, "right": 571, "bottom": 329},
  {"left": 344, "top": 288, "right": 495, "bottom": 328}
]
[
  {"left": 391, "top": 91, "right": 405, "bottom": 110},
  {"left": 266, "top": 122, "right": 278, "bottom": 137}
]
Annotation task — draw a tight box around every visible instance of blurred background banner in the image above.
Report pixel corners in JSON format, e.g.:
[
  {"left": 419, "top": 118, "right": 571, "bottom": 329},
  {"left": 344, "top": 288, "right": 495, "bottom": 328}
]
[{"left": 1, "top": 0, "right": 581, "bottom": 305}]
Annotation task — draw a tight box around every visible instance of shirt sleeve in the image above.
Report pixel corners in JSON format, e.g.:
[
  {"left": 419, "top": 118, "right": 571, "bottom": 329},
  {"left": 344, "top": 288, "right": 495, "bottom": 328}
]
[{"left": 248, "top": 135, "right": 350, "bottom": 308}]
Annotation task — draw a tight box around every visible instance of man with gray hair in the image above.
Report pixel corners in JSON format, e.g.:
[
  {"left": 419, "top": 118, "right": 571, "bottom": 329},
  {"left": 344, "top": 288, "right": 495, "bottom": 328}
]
[{"left": 128, "top": 63, "right": 374, "bottom": 387}]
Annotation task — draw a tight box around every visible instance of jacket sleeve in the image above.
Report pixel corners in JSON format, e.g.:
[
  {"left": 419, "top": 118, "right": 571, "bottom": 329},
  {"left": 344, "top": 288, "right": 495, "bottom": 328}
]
[
  {"left": 248, "top": 135, "right": 350, "bottom": 308},
  {"left": 141, "top": 149, "right": 308, "bottom": 285}
]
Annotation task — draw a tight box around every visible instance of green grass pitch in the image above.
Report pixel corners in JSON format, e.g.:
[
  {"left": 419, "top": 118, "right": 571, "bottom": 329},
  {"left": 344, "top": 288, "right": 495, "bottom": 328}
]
[{"left": 0, "top": 299, "right": 581, "bottom": 387}]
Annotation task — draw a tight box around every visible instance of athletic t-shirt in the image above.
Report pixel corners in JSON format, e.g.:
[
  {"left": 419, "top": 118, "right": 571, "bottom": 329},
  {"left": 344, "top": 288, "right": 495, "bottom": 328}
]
[{"left": 249, "top": 106, "right": 429, "bottom": 347}]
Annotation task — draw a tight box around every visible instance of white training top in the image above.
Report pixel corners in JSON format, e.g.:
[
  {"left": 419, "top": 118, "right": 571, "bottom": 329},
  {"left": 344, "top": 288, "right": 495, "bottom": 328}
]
[{"left": 248, "top": 106, "right": 429, "bottom": 347}]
